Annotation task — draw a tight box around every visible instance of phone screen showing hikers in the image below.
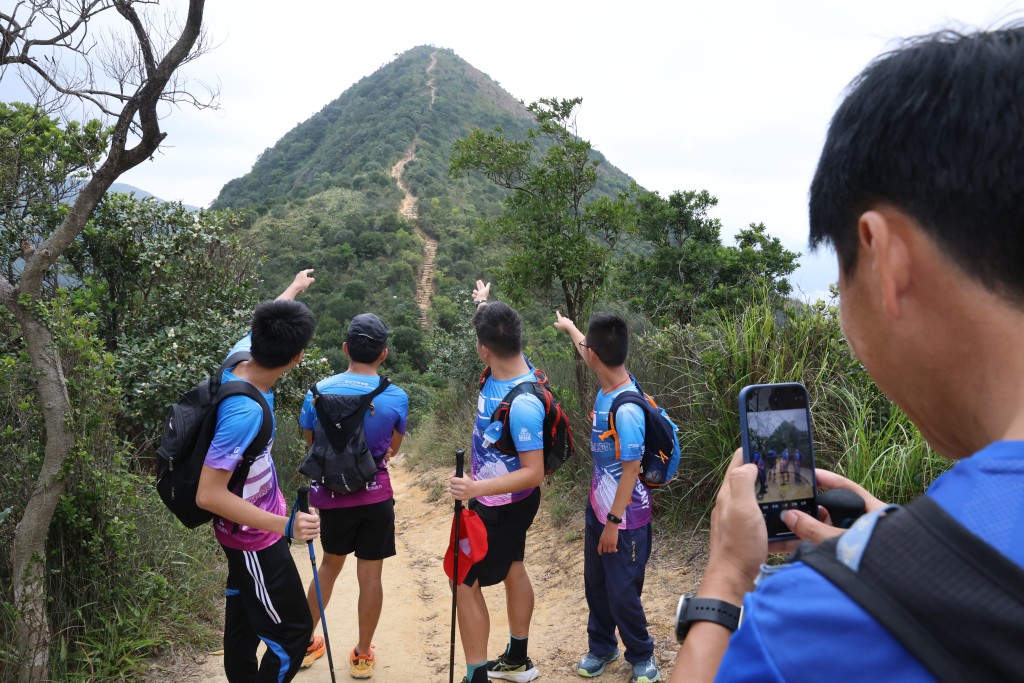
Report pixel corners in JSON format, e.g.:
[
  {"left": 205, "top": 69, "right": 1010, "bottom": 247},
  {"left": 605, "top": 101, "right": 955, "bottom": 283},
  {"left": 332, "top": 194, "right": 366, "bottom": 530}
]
[{"left": 739, "top": 383, "right": 817, "bottom": 541}]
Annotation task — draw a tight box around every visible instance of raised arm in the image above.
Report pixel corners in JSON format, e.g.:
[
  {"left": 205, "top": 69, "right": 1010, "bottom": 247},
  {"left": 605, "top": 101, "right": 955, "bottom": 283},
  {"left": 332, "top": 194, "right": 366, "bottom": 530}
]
[
  {"left": 277, "top": 269, "right": 316, "bottom": 301},
  {"left": 554, "top": 309, "right": 587, "bottom": 360}
]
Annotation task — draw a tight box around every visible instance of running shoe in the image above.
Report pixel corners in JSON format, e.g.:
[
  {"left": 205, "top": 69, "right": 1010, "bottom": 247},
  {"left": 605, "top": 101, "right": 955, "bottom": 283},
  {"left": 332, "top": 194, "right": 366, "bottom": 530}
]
[
  {"left": 301, "top": 635, "right": 325, "bottom": 668},
  {"left": 350, "top": 645, "right": 376, "bottom": 679},
  {"left": 632, "top": 656, "right": 660, "bottom": 683},
  {"left": 578, "top": 647, "right": 620, "bottom": 677},
  {"left": 487, "top": 653, "right": 540, "bottom": 682}
]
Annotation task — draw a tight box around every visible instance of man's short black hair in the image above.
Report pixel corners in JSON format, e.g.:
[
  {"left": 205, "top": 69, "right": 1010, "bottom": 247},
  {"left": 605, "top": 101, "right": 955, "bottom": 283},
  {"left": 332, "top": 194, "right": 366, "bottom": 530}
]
[
  {"left": 472, "top": 301, "right": 522, "bottom": 359},
  {"left": 586, "top": 313, "right": 629, "bottom": 367},
  {"left": 250, "top": 299, "right": 316, "bottom": 369},
  {"left": 809, "top": 26, "right": 1024, "bottom": 302}
]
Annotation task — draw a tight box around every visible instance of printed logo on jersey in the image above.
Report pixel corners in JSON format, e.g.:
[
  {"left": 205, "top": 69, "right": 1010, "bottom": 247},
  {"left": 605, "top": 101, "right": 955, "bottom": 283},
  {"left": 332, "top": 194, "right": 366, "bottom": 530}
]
[{"left": 518, "top": 427, "right": 532, "bottom": 442}]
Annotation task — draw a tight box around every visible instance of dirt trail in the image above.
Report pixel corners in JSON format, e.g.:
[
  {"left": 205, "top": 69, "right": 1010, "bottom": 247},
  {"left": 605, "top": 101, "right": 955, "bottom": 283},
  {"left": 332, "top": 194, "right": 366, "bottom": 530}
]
[
  {"left": 189, "top": 456, "right": 696, "bottom": 682},
  {"left": 388, "top": 50, "right": 439, "bottom": 329}
]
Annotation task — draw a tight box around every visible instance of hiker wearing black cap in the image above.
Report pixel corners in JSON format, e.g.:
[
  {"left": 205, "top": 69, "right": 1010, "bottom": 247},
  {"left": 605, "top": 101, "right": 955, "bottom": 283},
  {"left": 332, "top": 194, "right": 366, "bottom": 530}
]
[{"left": 297, "top": 313, "right": 409, "bottom": 678}]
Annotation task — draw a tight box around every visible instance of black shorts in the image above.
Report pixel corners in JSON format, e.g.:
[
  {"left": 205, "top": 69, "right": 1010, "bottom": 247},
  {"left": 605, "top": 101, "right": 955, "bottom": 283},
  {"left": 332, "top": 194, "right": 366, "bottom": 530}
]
[
  {"left": 463, "top": 487, "right": 541, "bottom": 588},
  {"left": 318, "top": 499, "right": 396, "bottom": 560}
]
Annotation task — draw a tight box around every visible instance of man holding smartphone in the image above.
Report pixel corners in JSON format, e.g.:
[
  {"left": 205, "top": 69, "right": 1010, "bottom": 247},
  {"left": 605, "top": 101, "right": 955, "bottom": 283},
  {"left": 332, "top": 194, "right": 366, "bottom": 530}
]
[{"left": 671, "top": 26, "right": 1024, "bottom": 682}]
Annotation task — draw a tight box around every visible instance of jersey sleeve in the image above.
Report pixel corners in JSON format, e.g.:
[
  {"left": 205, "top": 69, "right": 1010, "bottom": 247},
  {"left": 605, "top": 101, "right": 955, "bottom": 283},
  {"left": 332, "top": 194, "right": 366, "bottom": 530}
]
[
  {"left": 225, "top": 333, "right": 253, "bottom": 361},
  {"left": 205, "top": 394, "right": 264, "bottom": 471},
  {"left": 508, "top": 392, "right": 545, "bottom": 454},
  {"left": 614, "top": 402, "right": 646, "bottom": 461},
  {"left": 392, "top": 387, "right": 410, "bottom": 435},
  {"left": 297, "top": 387, "right": 316, "bottom": 430}
]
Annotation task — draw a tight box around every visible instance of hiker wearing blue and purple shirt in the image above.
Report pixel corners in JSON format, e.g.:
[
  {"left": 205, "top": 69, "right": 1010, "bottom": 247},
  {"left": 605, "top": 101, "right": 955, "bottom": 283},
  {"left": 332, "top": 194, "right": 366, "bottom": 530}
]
[
  {"left": 196, "top": 269, "right": 319, "bottom": 683},
  {"left": 671, "top": 27, "right": 1024, "bottom": 683},
  {"left": 296, "top": 313, "right": 409, "bottom": 677},
  {"left": 449, "top": 280, "right": 545, "bottom": 683},
  {"left": 554, "top": 311, "right": 659, "bottom": 683}
]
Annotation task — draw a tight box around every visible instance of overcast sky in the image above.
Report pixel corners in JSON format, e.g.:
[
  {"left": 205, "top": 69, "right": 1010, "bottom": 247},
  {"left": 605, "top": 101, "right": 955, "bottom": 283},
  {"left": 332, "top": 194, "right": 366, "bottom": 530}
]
[{"left": 9, "top": 0, "right": 1023, "bottom": 298}]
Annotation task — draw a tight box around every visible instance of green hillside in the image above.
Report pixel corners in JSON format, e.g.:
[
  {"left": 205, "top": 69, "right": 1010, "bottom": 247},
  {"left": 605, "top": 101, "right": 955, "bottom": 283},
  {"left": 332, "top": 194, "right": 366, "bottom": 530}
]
[
  {"left": 210, "top": 46, "right": 640, "bottom": 396},
  {"left": 212, "top": 46, "right": 635, "bottom": 213}
]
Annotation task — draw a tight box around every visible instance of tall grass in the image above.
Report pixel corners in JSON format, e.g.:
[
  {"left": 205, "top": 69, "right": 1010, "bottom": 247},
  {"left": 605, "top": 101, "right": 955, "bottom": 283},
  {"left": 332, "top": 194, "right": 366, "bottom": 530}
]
[{"left": 406, "top": 290, "right": 951, "bottom": 541}]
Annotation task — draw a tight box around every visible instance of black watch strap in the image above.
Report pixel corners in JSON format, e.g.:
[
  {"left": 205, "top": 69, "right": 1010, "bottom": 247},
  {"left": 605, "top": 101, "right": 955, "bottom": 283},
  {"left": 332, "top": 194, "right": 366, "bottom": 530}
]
[
  {"left": 606, "top": 511, "right": 622, "bottom": 524},
  {"left": 675, "top": 595, "right": 742, "bottom": 642}
]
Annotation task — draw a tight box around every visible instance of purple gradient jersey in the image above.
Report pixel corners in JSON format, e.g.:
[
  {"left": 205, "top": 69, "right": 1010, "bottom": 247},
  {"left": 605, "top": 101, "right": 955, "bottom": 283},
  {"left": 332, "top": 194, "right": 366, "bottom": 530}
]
[
  {"left": 204, "top": 335, "right": 286, "bottom": 552},
  {"left": 590, "top": 381, "right": 652, "bottom": 530},
  {"left": 298, "top": 372, "right": 409, "bottom": 509},
  {"left": 472, "top": 370, "right": 545, "bottom": 507}
]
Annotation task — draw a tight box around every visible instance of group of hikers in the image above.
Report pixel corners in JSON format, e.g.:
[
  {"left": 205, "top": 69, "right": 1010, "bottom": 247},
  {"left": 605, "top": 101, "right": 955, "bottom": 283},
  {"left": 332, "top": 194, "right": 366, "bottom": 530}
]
[
  {"left": 195, "top": 267, "right": 663, "bottom": 683},
  {"left": 190, "top": 24, "right": 1023, "bottom": 683}
]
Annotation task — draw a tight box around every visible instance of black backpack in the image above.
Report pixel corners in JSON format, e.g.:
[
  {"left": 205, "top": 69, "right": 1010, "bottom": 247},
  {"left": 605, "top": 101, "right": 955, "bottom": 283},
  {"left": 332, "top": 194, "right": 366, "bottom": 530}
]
[
  {"left": 794, "top": 495, "right": 1024, "bottom": 682},
  {"left": 156, "top": 352, "right": 273, "bottom": 529},
  {"left": 298, "top": 377, "right": 390, "bottom": 494},
  {"left": 602, "top": 377, "right": 682, "bottom": 488},
  {"left": 481, "top": 366, "right": 575, "bottom": 476}
]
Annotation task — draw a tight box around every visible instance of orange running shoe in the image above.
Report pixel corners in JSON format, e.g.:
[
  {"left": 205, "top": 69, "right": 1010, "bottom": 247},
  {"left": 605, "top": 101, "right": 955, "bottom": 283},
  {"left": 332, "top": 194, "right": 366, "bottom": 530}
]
[
  {"left": 350, "top": 645, "right": 376, "bottom": 679},
  {"left": 301, "top": 635, "right": 325, "bottom": 668}
]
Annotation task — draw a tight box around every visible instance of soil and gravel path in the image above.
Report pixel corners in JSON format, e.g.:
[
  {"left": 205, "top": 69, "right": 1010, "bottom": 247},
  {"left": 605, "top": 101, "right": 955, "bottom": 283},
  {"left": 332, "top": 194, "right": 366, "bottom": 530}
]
[
  {"left": 388, "top": 51, "right": 439, "bottom": 329},
  {"left": 189, "top": 455, "right": 697, "bottom": 682}
]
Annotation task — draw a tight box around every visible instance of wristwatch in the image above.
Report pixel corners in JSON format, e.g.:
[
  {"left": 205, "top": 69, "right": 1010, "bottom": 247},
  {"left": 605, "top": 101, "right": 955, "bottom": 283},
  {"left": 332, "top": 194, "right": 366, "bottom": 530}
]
[
  {"left": 606, "top": 511, "right": 622, "bottom": 524},
  {"left": 675, "top": 594, "right": 742, "bottom": 642}
]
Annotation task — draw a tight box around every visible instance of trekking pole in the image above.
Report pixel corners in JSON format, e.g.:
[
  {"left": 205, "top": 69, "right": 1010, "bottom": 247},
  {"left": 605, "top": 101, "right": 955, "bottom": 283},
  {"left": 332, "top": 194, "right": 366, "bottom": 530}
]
[
  {"left": 297, "top": 487, "right": 337, "bottom": 683},
  {"left": 449, "top": 448, "right": 466, "bottom": 683}
]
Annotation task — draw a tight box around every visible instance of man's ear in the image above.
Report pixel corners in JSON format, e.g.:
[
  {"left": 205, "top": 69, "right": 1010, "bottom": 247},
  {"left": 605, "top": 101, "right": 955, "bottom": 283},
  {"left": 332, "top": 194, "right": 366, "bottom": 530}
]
[
  {"left": 378, "top": 347, "right": 389, "bottom": 364},
  {"left": 292, "top": 349, "right": 306, "bottom": 367},
  {"left": 342, "top": 341, "right": 351, "bottom": 358},
  {"left": 858, "top": 209, "right": 912, "bottom": 319}
]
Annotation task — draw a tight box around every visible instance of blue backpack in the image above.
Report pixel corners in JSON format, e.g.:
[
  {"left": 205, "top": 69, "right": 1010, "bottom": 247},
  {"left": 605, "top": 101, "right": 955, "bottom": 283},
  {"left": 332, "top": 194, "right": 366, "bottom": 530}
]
[{"left": 600, "top": 377, "right": 681, "bottom": 488}]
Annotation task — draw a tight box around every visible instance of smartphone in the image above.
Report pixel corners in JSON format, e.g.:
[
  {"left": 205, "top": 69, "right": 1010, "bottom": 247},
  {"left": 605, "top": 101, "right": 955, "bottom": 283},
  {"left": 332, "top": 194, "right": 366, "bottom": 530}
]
[{"left": 738, "top": 383, "right": 817, "bottom": 541}]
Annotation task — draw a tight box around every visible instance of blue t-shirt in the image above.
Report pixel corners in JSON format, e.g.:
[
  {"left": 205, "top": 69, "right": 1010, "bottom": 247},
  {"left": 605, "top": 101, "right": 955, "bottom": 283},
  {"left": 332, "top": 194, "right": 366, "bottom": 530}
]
[
  {"left": 298, "top": 372, "right": 409, "bottom": 510},
  {"left": 716, "top": 441, "right": 1024, "bottom": 682},
  {"left": 204, "top": 334, "right": 286, "bottom": 552},
  {"left": 590, "top": 381, "right": 652, "bottom": 530},
  {"left": 472, "top": 369, "right": 545, "bottom": 507}
]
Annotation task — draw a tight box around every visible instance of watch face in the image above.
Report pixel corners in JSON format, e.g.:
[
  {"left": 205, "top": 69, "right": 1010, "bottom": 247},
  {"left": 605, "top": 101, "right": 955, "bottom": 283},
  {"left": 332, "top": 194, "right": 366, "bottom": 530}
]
[{"left": 675, "top": 594, "right": 693, "bottom": 642}]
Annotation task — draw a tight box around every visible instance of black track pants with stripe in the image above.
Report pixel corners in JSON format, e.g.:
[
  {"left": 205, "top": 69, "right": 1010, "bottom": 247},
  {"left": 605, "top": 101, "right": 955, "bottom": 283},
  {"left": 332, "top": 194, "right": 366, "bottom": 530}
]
[{"left": 222, "top": 537, "right": 313, "bottom": 682}]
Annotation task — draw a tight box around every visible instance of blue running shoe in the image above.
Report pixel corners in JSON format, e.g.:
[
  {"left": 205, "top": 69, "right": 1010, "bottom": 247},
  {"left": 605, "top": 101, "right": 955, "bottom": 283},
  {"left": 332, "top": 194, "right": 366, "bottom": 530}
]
[
  {"left": 632, "top": 656, "right": 660, "bottom": 683},
  {"left": 577, "top": 648, "right": 620, "bottom": 677}
]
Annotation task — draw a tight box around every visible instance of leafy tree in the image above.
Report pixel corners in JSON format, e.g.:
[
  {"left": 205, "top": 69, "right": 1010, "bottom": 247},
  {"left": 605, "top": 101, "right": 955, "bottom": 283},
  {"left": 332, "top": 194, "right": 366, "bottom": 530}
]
[
  {"left": 450, "top": 97, "right": 635, "bottom": 397},
  {"left": 0, "top": 2, "right": 212, "bottom": 677},
  {"left": 618, "top": 189, "right": 799, "bottom": 326}
]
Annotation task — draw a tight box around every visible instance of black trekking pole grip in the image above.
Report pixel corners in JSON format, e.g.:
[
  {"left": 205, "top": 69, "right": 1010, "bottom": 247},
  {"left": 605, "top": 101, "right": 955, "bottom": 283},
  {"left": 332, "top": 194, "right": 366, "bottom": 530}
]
[
  {"left": 455, "top": 448, "right": 466, "bottom": 479},
  {"left": 297, "top": 486, "right": 310, "bottom": 514}
]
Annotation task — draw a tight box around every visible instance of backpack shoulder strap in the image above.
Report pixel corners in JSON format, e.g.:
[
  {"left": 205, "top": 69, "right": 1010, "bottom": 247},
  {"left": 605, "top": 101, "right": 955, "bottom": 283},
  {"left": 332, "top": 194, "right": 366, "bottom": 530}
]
[
  {"left": 601, "top": 390, "right": 646, "bottom": 460},
  {"left": 798, "top": 496, "right": 1024, "bottom": 683}
]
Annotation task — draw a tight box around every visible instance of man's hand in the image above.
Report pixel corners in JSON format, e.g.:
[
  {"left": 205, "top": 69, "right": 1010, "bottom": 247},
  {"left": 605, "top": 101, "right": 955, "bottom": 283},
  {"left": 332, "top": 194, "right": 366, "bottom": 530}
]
[
  {"left": 277, "top": 268, "right": 316, "bottom": 300},
  {"left": 553, "top": 310, "right": 577, "bottom": 334},
  {"left": 473, "top": 279, "right": 491, "bottom": 304},
  {"left": 384, "top": 447, "right": 395, "bottom": 464},
  {"left": 449, "top": 471, "right": 476, "bottom": 502},
  {"left": 291, "top": 510, "right": 320, "bottom": 542},
  {"left": 598, "top": 522, "right": 619, "bottom": 555},
  {"left": 782, "top": 468, "right": 887, "bottom": 544}
]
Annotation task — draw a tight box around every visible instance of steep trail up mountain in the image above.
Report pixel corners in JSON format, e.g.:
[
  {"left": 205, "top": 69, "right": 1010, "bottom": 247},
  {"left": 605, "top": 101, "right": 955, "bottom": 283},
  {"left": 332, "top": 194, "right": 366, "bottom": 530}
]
[
  {"left": 389, "top": 50, "right": 439, "bottom": 329},
  {"left": 185, "top": 457, "right": 695, "bottom": 682}
]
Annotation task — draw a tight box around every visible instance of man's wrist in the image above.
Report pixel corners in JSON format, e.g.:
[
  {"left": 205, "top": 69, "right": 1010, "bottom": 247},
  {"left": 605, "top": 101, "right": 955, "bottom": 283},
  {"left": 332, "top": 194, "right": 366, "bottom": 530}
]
[{"left": 697, "top": 565, "right": 754, "bottom": 605}]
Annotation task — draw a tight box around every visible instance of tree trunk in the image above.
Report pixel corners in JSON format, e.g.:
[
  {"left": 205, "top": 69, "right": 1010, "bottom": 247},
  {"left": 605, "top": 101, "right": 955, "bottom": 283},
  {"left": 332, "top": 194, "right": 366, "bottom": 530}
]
[{"left": 11, "top": 314, "right": 73, "bottom": 682}]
